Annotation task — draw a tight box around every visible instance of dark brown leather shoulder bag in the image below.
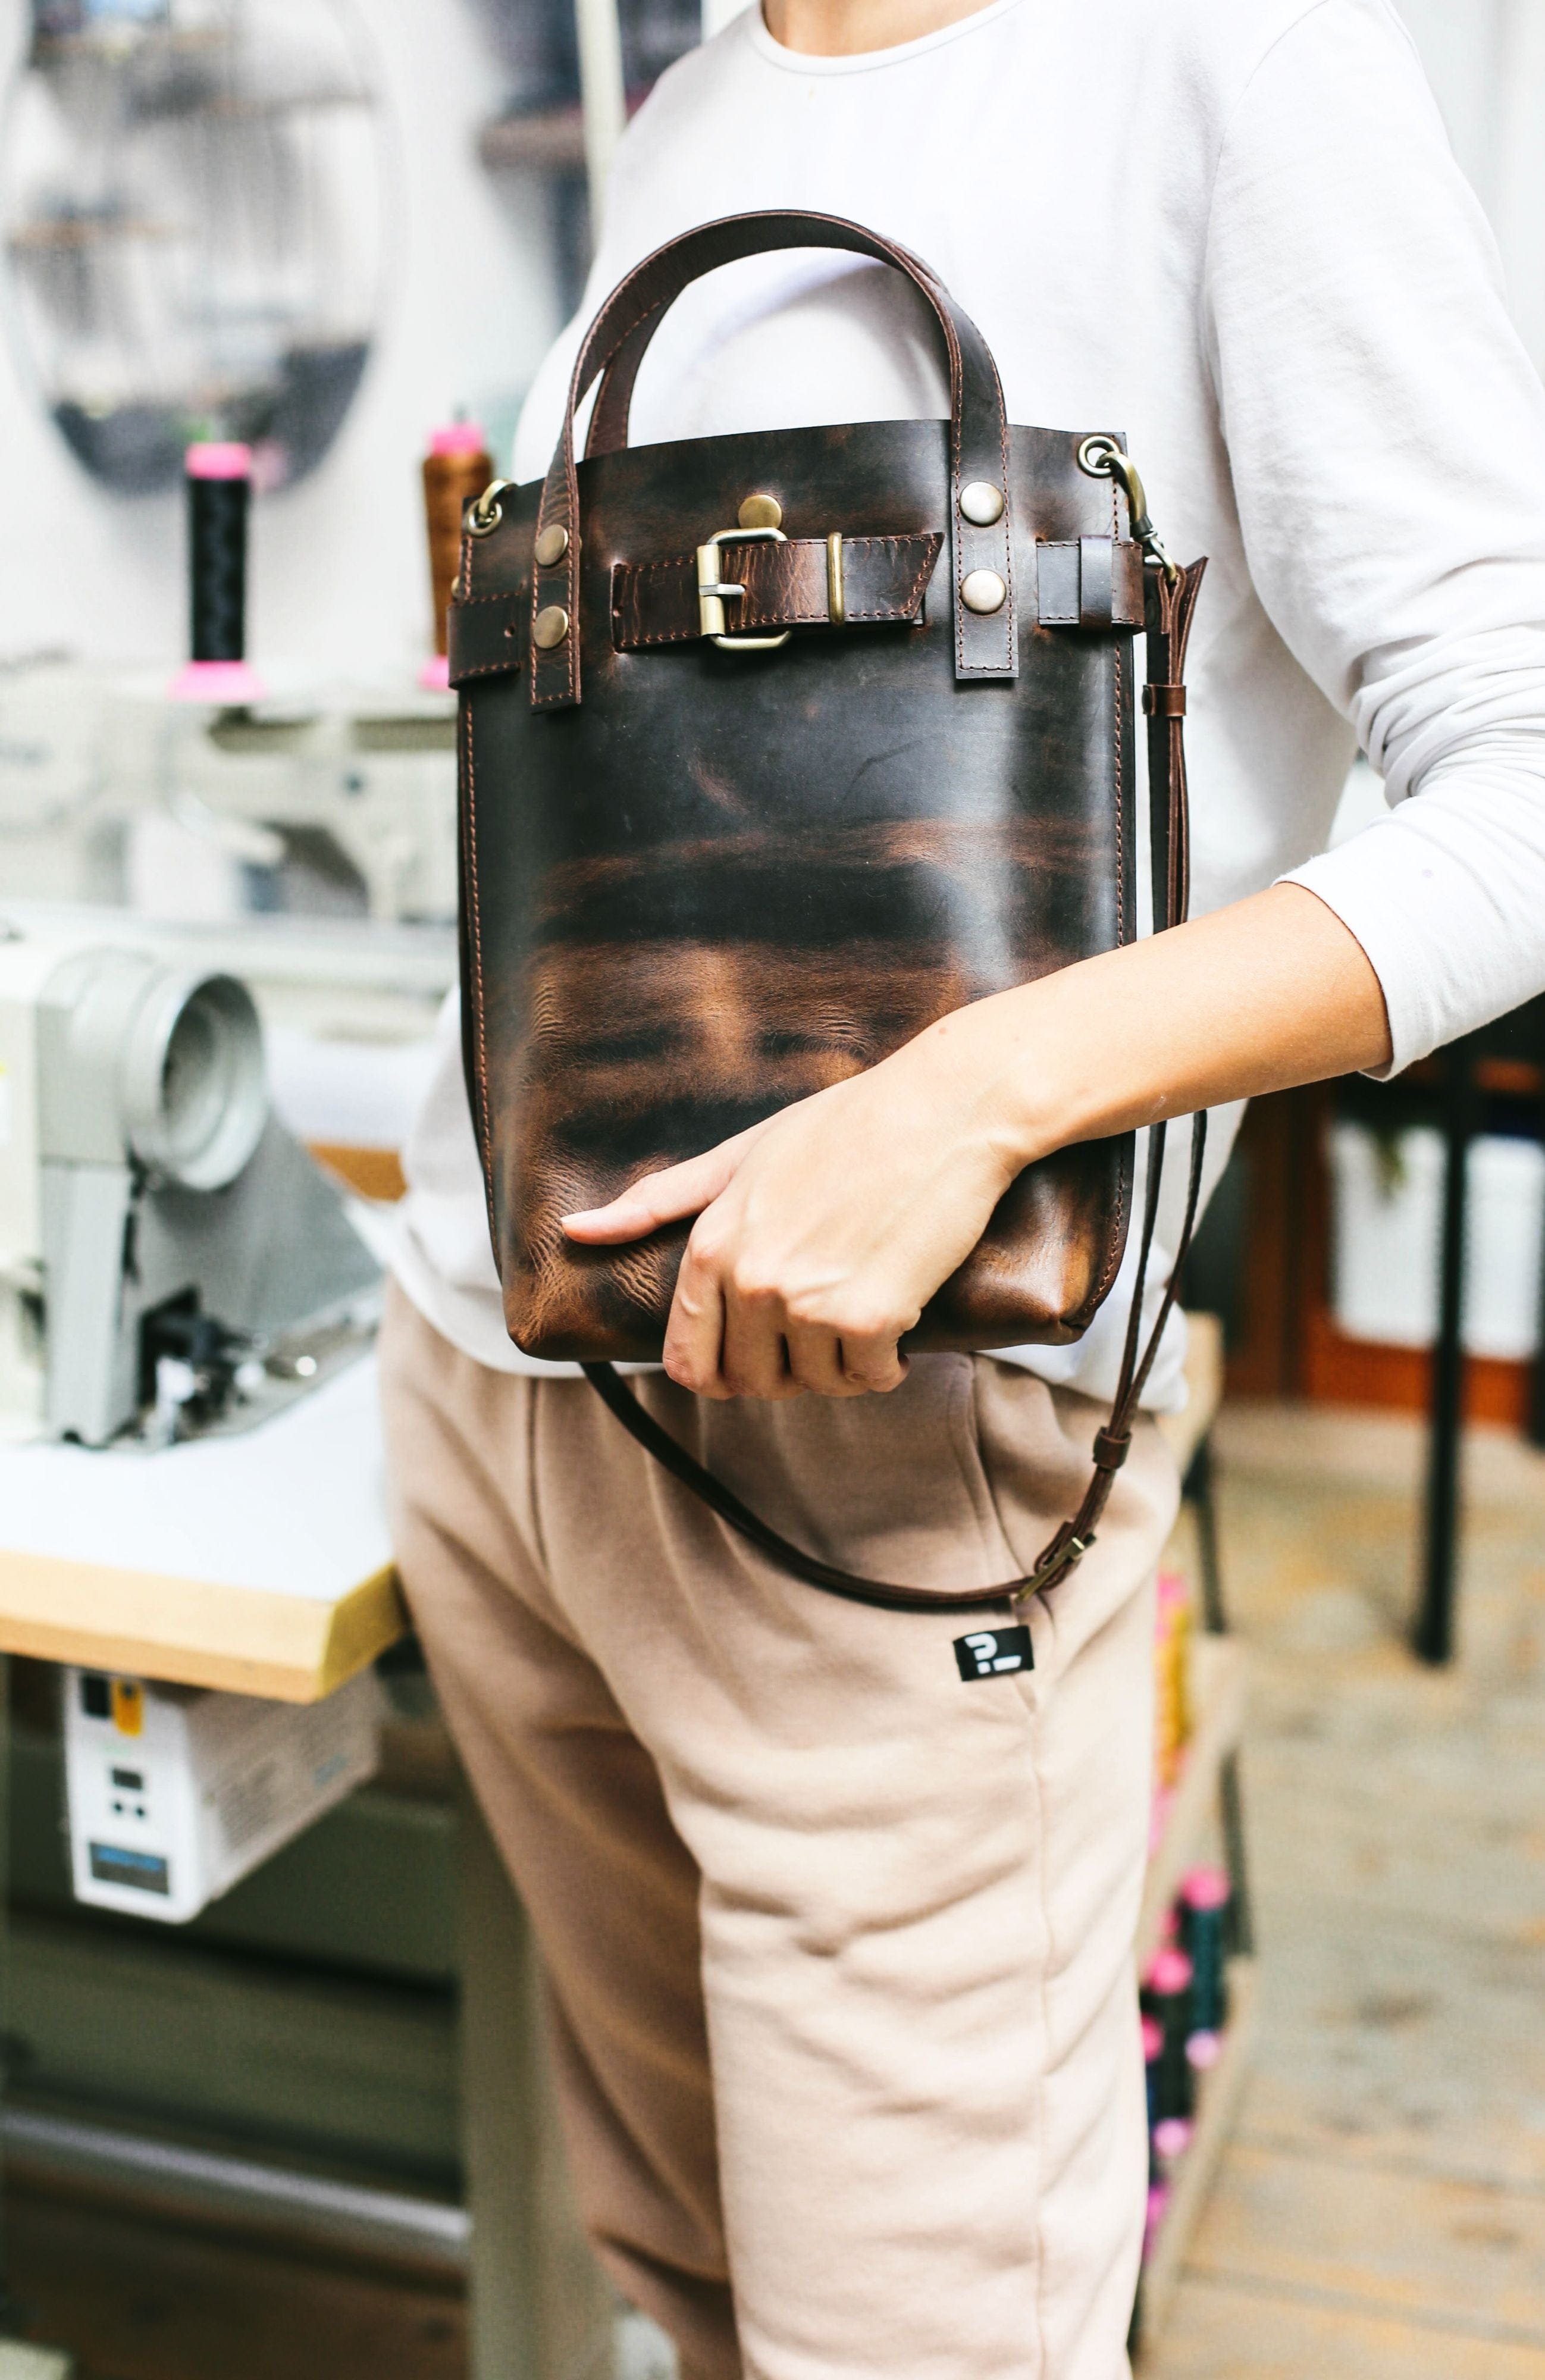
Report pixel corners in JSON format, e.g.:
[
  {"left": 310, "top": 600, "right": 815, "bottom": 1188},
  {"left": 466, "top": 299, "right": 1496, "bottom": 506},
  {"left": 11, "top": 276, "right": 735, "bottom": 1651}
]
[{"left": 449, "top": 210, "right": 1207, "bottom": 1618}]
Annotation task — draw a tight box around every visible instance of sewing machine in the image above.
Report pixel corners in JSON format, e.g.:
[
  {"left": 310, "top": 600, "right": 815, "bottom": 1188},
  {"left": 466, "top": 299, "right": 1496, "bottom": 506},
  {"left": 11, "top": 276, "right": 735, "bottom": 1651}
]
[
  {"left": 0, "top": 923, "right": 382, "bottom": 1448},
  {"left": 0, "top": 657, "right": 458, "bottom": 925}
]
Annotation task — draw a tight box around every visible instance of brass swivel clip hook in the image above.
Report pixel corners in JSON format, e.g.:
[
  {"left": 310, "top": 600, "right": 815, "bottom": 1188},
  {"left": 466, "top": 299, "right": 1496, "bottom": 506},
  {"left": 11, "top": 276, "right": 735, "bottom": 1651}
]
[{"left": 1076, "top": 436, "right": 1180, "bottom": 585}]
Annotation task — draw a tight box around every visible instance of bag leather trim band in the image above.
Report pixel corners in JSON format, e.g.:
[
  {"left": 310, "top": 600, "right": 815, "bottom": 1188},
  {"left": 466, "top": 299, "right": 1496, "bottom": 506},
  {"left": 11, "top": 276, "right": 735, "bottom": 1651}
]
[
  {"left": 447, "top": 589, "right": 527, "bottom": 687},
  {"left": 450, "top": 534, "right": 1146, "bottom": 683}
]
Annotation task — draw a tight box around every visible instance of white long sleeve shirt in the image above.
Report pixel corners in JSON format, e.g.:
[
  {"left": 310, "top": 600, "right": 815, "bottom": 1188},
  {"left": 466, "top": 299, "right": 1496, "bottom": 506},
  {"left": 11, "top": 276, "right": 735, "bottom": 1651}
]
[{"left": 388, "top": 0, "right": 1545, "bottom": 1407}]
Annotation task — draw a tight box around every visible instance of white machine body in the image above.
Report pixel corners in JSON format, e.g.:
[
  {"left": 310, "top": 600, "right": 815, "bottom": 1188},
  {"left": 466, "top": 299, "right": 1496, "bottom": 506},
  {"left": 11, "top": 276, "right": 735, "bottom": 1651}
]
[
  {"left": 64, "top": 1665, "right": 384, "bottom": 1925},
  {"left": 0, "top": 926, "right": 380, "bottom": 1446},
  {"left": 0, "top": 662, "right": 457, "bottom": 923}
]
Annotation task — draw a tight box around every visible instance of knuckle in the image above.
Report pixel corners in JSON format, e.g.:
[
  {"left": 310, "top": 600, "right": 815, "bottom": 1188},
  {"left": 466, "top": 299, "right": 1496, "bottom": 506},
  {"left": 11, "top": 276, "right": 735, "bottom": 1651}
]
[
  {"left": 840, "top": 1304, "right": 899, "bottom": 1347},
  {"left": 685, "top": 1221, "right": 725, "bottom": 1270},
  {"left": 728, "top": 1263, "right": 780, "bottom": 1308}
]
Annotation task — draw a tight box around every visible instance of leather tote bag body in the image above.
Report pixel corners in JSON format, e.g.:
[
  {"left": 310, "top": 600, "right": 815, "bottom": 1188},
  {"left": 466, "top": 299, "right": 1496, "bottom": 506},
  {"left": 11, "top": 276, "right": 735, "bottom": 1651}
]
[{"left": 450, "top": 211, "right": 1205, "bottom": 1611}]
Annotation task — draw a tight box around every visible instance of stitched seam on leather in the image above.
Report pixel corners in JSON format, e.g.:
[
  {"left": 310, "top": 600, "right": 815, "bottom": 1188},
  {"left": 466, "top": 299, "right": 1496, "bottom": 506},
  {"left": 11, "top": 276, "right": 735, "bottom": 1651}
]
[
  {"left": 460, "top": 696, "right": 496, "bottom": 1250},
  {"left": 994, "top": 355, "right": 1013, "bottom": 670},
  {"left": 545, "top": 260, "right": 698, "bottom": 705},
  {"left": 586, "top": 304, "right": 663, "bottom": 456},
  {"left": 612, "top": 535, "right": 941, "bottom": 639},
  {"left": 611, "top": 536, "right": 942, "bottom": 641},
  {"left": 951, "top": 329, "right": 1012, "bottom": 678},
  {"left": 611, "top": 555, "right": 696, "bottom": 648},
  {"left": 1036, "top": 541, "right": 1143, "bottom": 627},
  {"left": 1089, "top": 466, "right": 1130, "bottom": 1324},
  {"left": 848, "top": 532, "right": 942, "bottom": 618},
  {"left": 949, "top": 313, "right": 967, "bottom": 679},
  {"left": 452, "top": 656, "right": 525, "bottom": 679},
  {"left": 450, "top": 590, "right": 525, "bottom": 681}
]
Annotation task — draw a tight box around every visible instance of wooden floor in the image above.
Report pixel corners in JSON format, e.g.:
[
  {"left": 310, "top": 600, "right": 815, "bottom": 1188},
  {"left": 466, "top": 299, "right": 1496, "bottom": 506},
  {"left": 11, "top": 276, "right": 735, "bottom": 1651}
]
[
  {"left": 10, "top": 1396, "right": 1545, "bottom": 2379},
  {"left": 1147, "top": 1401, "right": 1545, "bottom": 2379},
  {"left": 5, "top": 2189, "right": 465, "bottom": 2380}
]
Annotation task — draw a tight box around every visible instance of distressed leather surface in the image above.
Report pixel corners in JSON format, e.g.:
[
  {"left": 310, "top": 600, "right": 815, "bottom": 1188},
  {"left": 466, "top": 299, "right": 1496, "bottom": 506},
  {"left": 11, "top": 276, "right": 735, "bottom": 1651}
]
[{"left": 457, "top": 414, "right": 1139, "bottom": 1363}]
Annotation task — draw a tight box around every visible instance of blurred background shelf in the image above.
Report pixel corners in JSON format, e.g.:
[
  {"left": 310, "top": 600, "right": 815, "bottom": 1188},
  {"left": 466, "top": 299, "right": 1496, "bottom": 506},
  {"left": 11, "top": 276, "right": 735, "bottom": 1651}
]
[
  {"left": 1136, "top": 1955, "right": 1258, "bottom": 2360},
  {"left": 1137, "top": 1635, "right": 1247, "bottom": 1976}
]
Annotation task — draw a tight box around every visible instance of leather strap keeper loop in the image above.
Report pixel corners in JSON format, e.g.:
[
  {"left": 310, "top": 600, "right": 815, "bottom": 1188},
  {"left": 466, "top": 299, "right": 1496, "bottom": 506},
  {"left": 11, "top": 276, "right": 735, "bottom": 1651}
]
[
  {"left": 1142, "top": 682, "right": 1187, "bottom": 717},
  {"left": 1092, "top": 1426, "right": 1132, "bottom": 1472}
]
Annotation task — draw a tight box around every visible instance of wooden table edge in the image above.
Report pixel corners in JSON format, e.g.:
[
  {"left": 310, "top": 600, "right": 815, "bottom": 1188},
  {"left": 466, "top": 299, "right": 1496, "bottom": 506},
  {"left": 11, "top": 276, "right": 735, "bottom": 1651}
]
[{"left": 0, "top": 1551, "right": 408, "bottom": 1703}]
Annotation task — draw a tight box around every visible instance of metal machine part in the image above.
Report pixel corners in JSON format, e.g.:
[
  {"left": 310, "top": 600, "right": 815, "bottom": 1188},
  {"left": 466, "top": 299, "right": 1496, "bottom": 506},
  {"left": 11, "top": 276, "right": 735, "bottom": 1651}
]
[
  {"left": 0, "top": 662, "right": 458, "bottom": 925},
  {"left": 64, "top": 1664, "right": 384, "bottom": 1924},
  {"left": 0, "top": 929, "right": 381, "bottom": 1446}
]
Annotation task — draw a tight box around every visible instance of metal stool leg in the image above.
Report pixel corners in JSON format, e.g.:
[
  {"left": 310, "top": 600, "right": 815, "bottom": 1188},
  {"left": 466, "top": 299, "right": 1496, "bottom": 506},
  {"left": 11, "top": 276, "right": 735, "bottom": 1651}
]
[
  {"left": 1416, "top": 1044, "right": 1477, "bottom": 1665},
  {"left": 1182, "top": 1435, "right": 1255, "bottom": 1955},
  {"left": 1183, "top": 1435, "right": 1227, "bottom": 1636}
]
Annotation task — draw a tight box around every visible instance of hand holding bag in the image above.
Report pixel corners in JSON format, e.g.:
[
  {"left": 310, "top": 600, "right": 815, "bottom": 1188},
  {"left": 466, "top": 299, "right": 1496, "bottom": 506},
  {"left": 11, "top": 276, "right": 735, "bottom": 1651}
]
[{"left": 450, "top": 211, "right": 1206, "bottom": 1614}]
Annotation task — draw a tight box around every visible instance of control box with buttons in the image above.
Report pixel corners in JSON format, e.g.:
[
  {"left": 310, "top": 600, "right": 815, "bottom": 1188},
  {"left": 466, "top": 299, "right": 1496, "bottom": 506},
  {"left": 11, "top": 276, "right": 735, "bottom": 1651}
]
[{"left": 64, "top": 1664, "right": 383, "bottom": 1924}]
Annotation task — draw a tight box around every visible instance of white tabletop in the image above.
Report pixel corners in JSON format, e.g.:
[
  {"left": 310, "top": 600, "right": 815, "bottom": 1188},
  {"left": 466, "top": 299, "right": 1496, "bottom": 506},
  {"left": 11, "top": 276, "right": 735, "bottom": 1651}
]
[{"left": 0, "top": 1355, "right": 406, "bottom": 1702}]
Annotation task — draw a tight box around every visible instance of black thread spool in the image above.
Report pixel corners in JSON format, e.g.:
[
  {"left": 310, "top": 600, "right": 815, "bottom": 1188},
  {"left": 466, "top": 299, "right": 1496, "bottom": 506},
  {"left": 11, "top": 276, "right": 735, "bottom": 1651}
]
[
  {"left": 1180, "top": 1865, "right": 1231, "bottom": 2035},
  {"left": 171, "top": 442, "right": 264, "bottom": 704},
  {"left": 1142, "top": 1946, "right": 1195, "bottom": 2122}
]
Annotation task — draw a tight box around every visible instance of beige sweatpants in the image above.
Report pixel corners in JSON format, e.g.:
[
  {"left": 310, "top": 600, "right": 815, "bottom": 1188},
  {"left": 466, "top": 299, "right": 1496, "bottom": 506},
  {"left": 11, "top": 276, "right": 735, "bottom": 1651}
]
[{"left": 378, "top": 1280, "right": 1179, "bottom": 2380}]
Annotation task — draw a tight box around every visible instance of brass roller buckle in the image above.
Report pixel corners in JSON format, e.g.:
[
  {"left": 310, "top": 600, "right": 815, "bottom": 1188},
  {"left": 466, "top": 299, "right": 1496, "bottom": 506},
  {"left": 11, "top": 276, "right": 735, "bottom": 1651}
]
[{"left": 695, "top": 525, "right": 791, "bottom": 651}]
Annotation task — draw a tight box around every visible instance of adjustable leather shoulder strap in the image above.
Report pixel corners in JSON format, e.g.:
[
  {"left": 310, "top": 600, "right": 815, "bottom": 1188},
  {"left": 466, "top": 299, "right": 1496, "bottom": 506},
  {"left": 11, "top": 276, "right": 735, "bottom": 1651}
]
[{"left": 584, "top": 554, "right": 1211, "bottom": 1617}]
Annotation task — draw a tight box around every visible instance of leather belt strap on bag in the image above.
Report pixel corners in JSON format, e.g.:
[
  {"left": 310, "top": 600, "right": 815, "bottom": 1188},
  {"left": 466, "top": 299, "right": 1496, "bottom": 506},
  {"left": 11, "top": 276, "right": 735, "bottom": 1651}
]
[
  {"left": 613, "top": 533, "right": 942, "bottom": 647},
  {"left": 447, "top": 534, "right": 1147, "bottom": 684},
  {"left": 583, "top": 551, "right": 1210, "bottom": 1618}
]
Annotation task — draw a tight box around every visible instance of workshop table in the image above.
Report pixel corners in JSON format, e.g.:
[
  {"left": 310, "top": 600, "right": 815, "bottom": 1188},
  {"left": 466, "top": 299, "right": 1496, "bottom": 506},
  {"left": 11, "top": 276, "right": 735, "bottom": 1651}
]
[{"left": 0, "top": 1355, "right": 610, "bottom": 2380}]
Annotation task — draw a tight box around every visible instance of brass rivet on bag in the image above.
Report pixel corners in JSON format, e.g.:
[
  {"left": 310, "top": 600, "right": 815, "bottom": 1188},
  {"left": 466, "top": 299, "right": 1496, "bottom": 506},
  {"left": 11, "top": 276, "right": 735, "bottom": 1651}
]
[
  {"left": 959, "top": 480, "right": 1004, "bottom": 526},
  {"left": 534, "top": 523, "right": 569, "bottom": 568},
  {"left": 961, "top": 569, "right": 1007, "bottom": 615},
  {"left": 737, "top": 493, "right": 783, "bottom": 530},
  {"left": 533, "top": 605, "right": 570, "bottom": 650}
]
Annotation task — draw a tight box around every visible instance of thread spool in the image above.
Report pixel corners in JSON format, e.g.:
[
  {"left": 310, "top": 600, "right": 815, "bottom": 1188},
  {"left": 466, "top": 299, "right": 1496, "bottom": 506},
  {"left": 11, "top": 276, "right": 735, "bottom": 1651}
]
[
  {"left": 1180, "top": 1865, "right": 1231, "bottom": 2034},
  {"left": 1152, "top": 1570, "right": 1193, "bottom": 1790},
  {"left": 170, "top": 443, "right": 265, "bottom": 705},
  {"left": 420, "top": 419, "right": 492, "bottom": 690},
  {"left": 1151, "top": 2116, "right": 1193, "bottom": 2182},
  {"left": 1142, "top": 1944, "right": 1195, "bottom": 2122},
  {"left": 1142, "top": 2012, "right": 1164, "bottom": 2138},
  {"left": 1186, "top": 2029, "right": 1223, "bottom": 2089}
]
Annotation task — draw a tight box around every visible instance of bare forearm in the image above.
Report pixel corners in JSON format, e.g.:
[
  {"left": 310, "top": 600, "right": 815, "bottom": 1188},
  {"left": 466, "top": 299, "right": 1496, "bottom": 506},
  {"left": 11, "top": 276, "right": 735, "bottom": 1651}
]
[
  {"left": 921, "top": 884, "right": 1393, "bottom": 1180},
  {"left": 564, "top": 883, "right": 1392, "bottom": 1399}
]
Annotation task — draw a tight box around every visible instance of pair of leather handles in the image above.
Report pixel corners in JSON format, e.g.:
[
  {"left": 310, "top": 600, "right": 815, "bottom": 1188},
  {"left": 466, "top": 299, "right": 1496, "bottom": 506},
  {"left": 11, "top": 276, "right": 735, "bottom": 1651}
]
[{"left": 528, "top": 210, "right": 1027, "bottom": 709}]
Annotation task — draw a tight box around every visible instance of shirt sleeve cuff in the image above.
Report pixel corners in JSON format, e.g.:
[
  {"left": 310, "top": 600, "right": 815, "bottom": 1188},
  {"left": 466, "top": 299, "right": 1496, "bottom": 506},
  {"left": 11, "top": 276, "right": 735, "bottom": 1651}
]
[{"left": 1278, "top": 830, "right": 1440, "bottom": 1081}]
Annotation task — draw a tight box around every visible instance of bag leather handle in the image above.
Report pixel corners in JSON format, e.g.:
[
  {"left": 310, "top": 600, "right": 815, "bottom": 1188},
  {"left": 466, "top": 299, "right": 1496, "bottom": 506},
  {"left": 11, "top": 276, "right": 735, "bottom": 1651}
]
[
  {"left": 531, "top": 211, "right": 1019, "bottom": 711},
  {"left": 587, "top": 556, "right": 1209, "bottom": 1617}
]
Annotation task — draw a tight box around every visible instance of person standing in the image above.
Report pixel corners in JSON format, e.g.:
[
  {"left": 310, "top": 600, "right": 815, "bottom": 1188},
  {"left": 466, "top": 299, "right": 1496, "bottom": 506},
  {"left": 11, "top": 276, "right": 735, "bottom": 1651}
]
[{"left": 382, "top": 2, "right": 1545, "bottom": 2372}]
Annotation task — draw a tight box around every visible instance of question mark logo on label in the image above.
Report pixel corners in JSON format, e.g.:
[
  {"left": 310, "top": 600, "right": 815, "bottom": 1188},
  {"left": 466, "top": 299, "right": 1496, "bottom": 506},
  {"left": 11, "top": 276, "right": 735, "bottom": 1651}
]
[{"left": 953, "top": 1624, "right": 1033, "bottom": 1683}]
